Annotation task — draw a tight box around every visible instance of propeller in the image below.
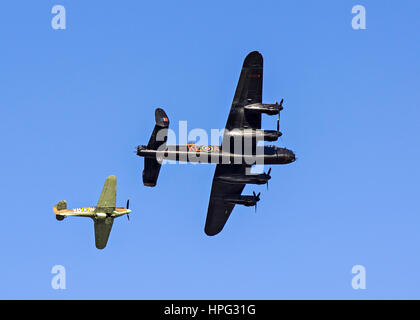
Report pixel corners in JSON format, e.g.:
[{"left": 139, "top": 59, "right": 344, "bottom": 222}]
[
  {"left": 266, "top": 167, "right": 272, "bottom": 190},
  {"left": 126, "top": 199, "right": 130, "bottom": 221},
  {"left": 277, "top": 99, "right": 284, "bottom": 135},
  {"left": 253, "top": 191, "right": 261, "bottom": 213}
]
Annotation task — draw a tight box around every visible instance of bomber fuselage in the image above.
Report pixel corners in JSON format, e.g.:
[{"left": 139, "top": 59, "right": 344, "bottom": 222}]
[{"left": 136, "top": 144, "right": 295, "bottom": 165}]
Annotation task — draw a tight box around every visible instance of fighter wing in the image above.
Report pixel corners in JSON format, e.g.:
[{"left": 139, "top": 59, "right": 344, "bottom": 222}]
[
  {"left": 95, "top": 175, "right": 117, "bottom": 213},
  {"left": 223, "top": 51, "right": 263, "bottom": 132},
  {"left": 94, "top": 218, "right": 114, "bottom": 249},
  {"left": 204, "top": 165, "right": 246, "bottom": 236}
]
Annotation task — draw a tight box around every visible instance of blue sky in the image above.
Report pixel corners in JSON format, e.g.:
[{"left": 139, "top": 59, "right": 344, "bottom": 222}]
[{"left": 0, "top": 1, "right": 419, "bottom": 299}]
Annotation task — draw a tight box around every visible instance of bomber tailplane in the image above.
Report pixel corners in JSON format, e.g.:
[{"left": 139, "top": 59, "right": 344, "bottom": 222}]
[
  {"left": 142, "top": 108, "right": 170, "bottom": 187},
  {"left": 147, "top": 108, "right": 170, "bottom": 150}
]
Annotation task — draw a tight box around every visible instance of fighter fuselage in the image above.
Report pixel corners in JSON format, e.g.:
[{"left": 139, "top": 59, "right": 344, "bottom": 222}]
[{"left": 53, "top": 206, "right": 131, "bottom": 221}]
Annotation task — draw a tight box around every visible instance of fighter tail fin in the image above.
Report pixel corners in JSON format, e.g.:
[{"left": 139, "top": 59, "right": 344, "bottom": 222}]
[{"left": 56, "top": 200, "right": 67, "bottom": 210}]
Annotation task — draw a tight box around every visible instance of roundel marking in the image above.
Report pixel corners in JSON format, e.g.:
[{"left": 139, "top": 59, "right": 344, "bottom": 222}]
[{"left": 201, "top": 145, "right": 213, "bottom": 152}]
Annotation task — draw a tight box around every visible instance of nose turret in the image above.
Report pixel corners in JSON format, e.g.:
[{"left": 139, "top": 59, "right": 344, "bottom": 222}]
[
  {"left": 287, "top": 150, "right": 296, "bottom": 163},
  {"left": 276, "top": 147, "right": 296, "bottom": 164}
]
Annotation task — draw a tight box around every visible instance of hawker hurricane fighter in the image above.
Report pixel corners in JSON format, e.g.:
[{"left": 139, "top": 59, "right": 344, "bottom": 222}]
[
  {"left": 137, "top": 51, "right": 296, "bottom": 235},
  {"left": 53, "top": 175, "right": 131, "bottom": 249}
]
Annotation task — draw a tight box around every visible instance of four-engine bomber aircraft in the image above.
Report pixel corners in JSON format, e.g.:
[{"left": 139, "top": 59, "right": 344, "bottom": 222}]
[
  {"left": 137, "top": 51, "right": 296, "bottom": 235},
  {"left": 53, "top": 175, "right": 131, "bottom": 249}
]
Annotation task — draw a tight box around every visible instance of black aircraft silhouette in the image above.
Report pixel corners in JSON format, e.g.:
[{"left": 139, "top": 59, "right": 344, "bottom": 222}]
[{"left": 137, "top": 51, "right": 296, "bottom": 235}]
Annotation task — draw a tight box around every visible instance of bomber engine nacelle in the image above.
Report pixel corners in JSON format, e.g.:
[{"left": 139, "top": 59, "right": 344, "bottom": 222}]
[
  {"left": 224, "top": 192, "right": 261, "bottom": 208},
  {"left": 244, "top": 101, "right": 283, "bottom": 115},
  {"left": 56, "top": 215, "right": 65, "bottom": 221},
  {"left": 261, "top": 130, "right": 283, "bottom": 141},
  {"left": 216, "top": 173, "right": 270, "bottom": 186},
  {"left": 226, "top": 129, "right": 282, "bottom": 142}
]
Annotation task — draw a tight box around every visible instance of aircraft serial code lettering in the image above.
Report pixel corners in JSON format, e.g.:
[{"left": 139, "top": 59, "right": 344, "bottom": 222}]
[
  {"left": 74, "top": 207, "right": 94, "bottom": 213},
  {"left": 187, "top": 144, "right": 220, "bottom": 152}
]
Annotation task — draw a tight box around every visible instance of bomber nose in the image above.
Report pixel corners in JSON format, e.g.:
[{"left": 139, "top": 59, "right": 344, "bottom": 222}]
[{"left": 286, "top": 150, "right": 296, "bottom": 163}]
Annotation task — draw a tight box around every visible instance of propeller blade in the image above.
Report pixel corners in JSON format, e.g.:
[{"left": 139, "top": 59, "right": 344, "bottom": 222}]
[
  {"left": 252, "top": 191, "right": 260, "bottom": 211},
  {"left": 126, "top": 198, "right": 131, "bottom": 221},
  {"left": 266, "top": 167, "right": 271, "bottom": 190},
  {"left": 280, "top": 98, "right": 284, "bottom": 107}
]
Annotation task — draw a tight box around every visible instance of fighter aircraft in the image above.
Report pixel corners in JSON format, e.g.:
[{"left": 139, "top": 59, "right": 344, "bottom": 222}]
[
  {"left": 53, "top": 175, "right": 131, "bottom": 249},
  {"left": 136, "top": 51, "right": 296, "bottom": 235}
]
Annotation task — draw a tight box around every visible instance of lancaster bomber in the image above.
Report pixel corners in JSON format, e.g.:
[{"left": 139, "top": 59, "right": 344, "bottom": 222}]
[
  {"left": 53, "top": 175, "right": 131, "bottom": 249},
  {"left": 137, "top": 51, "right": 296, "bottom": 235}
]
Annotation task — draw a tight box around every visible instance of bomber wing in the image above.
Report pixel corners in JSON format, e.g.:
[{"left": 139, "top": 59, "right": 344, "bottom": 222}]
[
  {"left": 204, "top": 52, "right": 264, "bottom": 236},
  {"left": 204, "top": 165, "right": 247, "bottom": 236},
  {"left": 223, "top": 51, "right": 263, "bottom": 135}
]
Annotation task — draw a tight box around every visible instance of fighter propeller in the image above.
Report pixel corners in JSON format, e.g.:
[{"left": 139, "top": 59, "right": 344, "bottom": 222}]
[{"left": 126, "top": 199, "right": 130, "bottom": 221}]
